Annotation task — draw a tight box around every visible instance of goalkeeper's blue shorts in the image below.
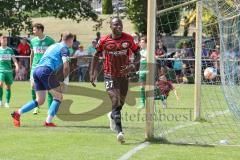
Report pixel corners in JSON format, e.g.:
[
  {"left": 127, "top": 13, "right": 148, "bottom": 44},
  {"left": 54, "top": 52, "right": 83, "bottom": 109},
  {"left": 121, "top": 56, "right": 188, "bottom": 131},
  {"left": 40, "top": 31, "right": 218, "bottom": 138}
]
[{"left": 33, "top": 66, "right": 60, "bottom": 91}]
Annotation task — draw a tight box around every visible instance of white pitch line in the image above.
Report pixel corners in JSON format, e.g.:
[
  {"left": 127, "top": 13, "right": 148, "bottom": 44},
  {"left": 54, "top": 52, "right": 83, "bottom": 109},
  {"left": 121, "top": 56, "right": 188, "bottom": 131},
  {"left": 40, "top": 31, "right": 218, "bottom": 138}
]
[
  {"left": 159, "top": 109, "right": 230, "bottom": 137},
  {"left": 118, "top": 142, "right": 150, "bottom": 160},
  {"left": 118, "top": 109, "right": 230, "bottom": 160},
  {"left": 159, "top": 122, "right": 199, "bottom": 137},
  {"left": 157, "top": 109, "right": 231, "bottom": 148}
]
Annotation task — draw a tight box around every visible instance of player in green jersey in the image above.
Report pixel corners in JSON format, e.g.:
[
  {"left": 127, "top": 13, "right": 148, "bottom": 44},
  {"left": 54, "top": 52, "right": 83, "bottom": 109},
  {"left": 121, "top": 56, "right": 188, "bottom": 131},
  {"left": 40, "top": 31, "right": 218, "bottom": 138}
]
[
  {"left": 30, "top": 23, "right": 55, "bottom": 114},
  {"left": 137, "top": 36, "right": 148, "bottom": 109},
  {"left": 0, "top": 36, "right": 19, "bottom": 108}
]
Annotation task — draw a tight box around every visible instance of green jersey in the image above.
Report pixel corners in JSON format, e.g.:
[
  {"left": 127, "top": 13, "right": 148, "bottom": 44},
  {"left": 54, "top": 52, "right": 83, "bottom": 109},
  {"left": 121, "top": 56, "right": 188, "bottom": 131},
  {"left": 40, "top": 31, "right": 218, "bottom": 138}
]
[
  {"left": 0, "top": 47, "right": 14, "bottom": 73},
  {"left": 140, "top": 49, "right": 147, "bottom": 61},
  {"left": 30, "top": 35, "right": 55, "bottom": 68},
  {"left": 68, "top": 47, "right": 75, "bottom": 56},
  {"left": 139, "top": 49, "right": 147, "bottom": 73}
]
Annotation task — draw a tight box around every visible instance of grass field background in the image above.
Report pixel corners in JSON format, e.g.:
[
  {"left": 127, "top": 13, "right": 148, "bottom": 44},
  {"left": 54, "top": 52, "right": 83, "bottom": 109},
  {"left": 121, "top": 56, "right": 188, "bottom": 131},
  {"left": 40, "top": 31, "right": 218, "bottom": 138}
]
[{"left": 0, "top": 82, "right": 240, "bottom": 160}]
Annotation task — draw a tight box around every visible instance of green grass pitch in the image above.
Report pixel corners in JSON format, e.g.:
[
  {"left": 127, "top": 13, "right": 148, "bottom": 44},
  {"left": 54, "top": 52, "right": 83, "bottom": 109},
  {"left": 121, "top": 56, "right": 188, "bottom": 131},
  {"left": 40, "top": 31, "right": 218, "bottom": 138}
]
[{"left": 0, "top": 82, "right": 240, "bottom": 160}]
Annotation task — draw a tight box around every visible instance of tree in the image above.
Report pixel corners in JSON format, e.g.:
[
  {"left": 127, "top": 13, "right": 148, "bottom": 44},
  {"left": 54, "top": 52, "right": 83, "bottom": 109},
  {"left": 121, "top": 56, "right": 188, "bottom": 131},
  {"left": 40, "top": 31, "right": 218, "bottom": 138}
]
[
  {"left": 0, "top": 1, "right": 98, "bottom": 35},
  {"left": 102, "top": 0, "right": 113, "bottom": 14},
  {"left": 124, "top": 0, "right": 147, "bottom": 34},
  {"left": 203, "top": 10, "right": 219, "bottom": 37},
  {"left": 124, "top": 0, "right": 181, "bottom": 35}
]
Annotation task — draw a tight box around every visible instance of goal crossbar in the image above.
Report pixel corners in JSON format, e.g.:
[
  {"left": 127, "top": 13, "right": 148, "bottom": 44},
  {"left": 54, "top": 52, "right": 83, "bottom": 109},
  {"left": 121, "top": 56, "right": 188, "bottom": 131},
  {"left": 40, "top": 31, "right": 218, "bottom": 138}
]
[{"left": 157, "top": 0, "right": 199, "bottom": 15}]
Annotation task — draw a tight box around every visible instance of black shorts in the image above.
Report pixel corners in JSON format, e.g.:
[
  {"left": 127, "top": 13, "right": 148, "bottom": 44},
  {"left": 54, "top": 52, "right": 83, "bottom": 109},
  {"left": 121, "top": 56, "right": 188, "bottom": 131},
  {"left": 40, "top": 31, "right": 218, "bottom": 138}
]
[{"left": 104, "top": 76, "right": 129, "bottom": 97}]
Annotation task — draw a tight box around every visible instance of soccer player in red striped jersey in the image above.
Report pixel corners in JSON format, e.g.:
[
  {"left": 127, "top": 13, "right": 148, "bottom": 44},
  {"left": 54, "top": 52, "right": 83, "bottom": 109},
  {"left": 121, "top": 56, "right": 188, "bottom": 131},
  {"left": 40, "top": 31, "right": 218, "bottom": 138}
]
[{"left": 90, "top": 17, "right": 140, "bottom": 144}]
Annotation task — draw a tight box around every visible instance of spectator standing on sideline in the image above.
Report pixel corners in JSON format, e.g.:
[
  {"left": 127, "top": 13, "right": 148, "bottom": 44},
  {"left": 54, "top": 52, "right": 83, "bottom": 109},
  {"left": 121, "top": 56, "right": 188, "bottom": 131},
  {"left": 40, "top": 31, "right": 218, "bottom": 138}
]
[
  {"left": 17, "top": 37, "right": 30, "bottom": 69},
  {"left": 155, "top": 40, "right": 167, "bottom": 69},
  {"left": 74, "top": 45, "right": 89, "bottom": 82},
  {"left": 155, "top": 40, "right": 167, "bottom": 58},
  {"left": 202, "top": 43, "right": 210, "bottom": 68},
  {"left": 87, "top": 40, "right": 98, "bottom": 79},
  {"left": 189, "top": 32, "right": 196, "bottom": 54},
  {"left": 88, "top": 39, "right": 102, "bottom": 82},
  {"left": 95, "top": 32, "right": 101, "bottom": 43},
  {"left": 72, "top": 35, "right": 80, "bottom": 51},
  {"left": 15, "top": 61, "right": 27, "bottom": 81},
  {"left": 202, "top": 43, "right": 210, "bottom": 58},
  {"left": 210, "top": 45, "right": 220, "bottom": 60},
  {"left": 210, "top": 45, "right": 220, "bottom": 73},
  {"left": 17, "top": 37, "right": 31, "bottom": 56},
  {"left": 173, "top": 52, "right": 183, "bottom": 83},
  {"left": 87, "top": 40, "right": 97, "bottom": 56},
  {"left": 176, "top": 41, "right": 193, "bottom": 76}
]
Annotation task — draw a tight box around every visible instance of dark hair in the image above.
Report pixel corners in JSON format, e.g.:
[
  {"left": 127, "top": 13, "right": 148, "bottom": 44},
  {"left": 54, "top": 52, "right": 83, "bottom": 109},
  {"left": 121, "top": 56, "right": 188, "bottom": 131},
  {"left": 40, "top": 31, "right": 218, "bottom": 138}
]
[
  {"left": 134, "top": 32, "right": 140, "bottom": 37},
  {"left": 73, "top": 34, "right": 77, "bottom": 41},
  {"left": 110, "top": 16, "right": 122, "bottom": 24},
  {"left": 140, "top": 36, "right": 147, "bottom": 43},
  {"left": 59, "top": 33, "right": 63, "bottom": 42},
  {"left": 61, "top": 31, "right": 74, "bottom": 41},
  {"left": 33, "top": 23, "right": 44, "bottom": 32},
  {"left": 96, "top": 32, "right": 101, "bottom": 36}
]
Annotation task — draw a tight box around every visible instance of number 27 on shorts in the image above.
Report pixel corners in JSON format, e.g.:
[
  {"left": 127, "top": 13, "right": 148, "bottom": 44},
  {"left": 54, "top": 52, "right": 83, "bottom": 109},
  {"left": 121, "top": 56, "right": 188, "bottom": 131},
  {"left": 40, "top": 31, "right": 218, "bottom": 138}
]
[{"left": 105, "top": 80, "right": 113, "bottom": 90}]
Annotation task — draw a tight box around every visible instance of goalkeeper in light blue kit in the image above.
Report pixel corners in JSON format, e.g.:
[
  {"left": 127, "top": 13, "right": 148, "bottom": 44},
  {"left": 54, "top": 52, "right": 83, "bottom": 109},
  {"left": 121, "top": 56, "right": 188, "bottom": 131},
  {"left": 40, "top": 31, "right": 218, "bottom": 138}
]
[{"left": 11, "top": 32, "right": 73, "bottom": 127}]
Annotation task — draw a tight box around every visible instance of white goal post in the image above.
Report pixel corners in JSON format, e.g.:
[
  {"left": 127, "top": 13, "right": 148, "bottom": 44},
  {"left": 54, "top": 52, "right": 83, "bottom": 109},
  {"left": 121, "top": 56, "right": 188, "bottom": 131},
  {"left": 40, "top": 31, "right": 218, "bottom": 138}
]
[{"left": 145, "top": 0, "right": 203, "bottom": 139}]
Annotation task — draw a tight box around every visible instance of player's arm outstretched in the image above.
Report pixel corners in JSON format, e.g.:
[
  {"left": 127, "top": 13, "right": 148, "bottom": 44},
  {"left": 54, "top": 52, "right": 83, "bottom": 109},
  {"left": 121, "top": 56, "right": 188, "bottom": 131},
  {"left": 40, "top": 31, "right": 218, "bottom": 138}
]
[
  {"left": 12, "top": 56, "right": 19, "bottom": 73},
  {"left": 172, "top": 86, "right": 179, "bottom": 101}
]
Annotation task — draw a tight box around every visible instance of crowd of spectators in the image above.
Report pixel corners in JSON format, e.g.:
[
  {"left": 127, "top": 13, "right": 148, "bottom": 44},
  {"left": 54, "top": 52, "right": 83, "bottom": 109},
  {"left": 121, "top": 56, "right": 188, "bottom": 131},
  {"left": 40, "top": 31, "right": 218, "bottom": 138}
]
[
  {"left": 4, "top": 32, "right": 101, "bottom": 82},
  {"left": 132, "top": 32, "right": 223, "bottom": 83},
  {"left": 155, "top": 33, "right": 221, "bottom": 83},
  {"left": 4, "top": 31, "right": 227, "bottom": 83}
]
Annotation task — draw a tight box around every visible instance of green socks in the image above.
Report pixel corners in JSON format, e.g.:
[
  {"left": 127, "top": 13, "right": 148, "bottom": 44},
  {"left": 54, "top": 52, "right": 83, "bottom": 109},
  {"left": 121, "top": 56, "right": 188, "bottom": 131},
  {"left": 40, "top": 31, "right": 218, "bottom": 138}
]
[
  {"left": 31, "top": 89, "right": 36, "bottom": 100},
  {"left": 0, "top": 88, "right": 11, "bottom": 103},
  {"left": 0, "top": 87, "right": 3, "bottom": 101},
  {"left": 140, "top": 87, "right": 146, "bottom": 102},
  {"left": 6, "top": 89, "right": 11, "bottom": 103},
  {"left": 138, "top": 87, "right": 146, "bottom": 108},
  {"left": 47, "top": 92, "right": 53, "bottom": 109}
]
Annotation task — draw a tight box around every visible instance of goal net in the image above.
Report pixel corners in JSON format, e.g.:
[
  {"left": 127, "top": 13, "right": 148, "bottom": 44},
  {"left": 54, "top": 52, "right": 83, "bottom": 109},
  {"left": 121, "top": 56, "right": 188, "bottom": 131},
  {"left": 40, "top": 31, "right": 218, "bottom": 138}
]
[{"left": 153, "top": 0, "right": 240, "bottom": 145}]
